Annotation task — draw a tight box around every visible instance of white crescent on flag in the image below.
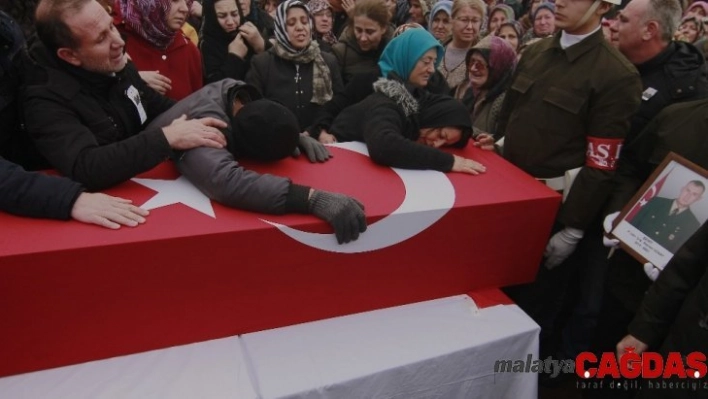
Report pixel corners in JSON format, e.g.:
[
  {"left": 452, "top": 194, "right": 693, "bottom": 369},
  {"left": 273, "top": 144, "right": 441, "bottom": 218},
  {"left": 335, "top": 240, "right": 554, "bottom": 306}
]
[{"left": 260, "top": 142, "right": 456, "bottom": 253}]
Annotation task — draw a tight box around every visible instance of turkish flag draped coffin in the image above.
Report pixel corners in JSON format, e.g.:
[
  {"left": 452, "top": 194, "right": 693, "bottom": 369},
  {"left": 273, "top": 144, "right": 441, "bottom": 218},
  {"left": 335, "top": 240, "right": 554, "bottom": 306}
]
[{"left": 0, "top": 142, "right": 560, "bottom": 377}]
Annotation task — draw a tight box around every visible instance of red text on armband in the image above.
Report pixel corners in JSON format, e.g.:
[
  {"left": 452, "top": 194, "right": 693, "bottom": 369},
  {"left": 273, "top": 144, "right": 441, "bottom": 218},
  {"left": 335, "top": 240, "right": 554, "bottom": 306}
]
[{"left": 586, "top": 137, "right": 623, "bottom": 171}]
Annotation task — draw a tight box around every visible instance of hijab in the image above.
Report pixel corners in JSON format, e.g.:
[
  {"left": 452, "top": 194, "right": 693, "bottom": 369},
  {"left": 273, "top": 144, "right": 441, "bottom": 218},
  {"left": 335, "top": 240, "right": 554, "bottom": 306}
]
[
  {"left": 428, "top": 0, "right": 452, "bottom": 33},
  {"left": 201, "top": 0, "right": 244, "bottom": 43},
  {"left": 272, "top": 0, "right": 333, "bottom": 104},
  {"left": 466, "top": 35, "right": 517, "bottom": 98},
  {"left": 378, "top": 28, "right": 443, "bottom": 82},
  {"left": 119, "top": 0, "right": 194, "bottom": 49},
  {"left": 490, "top": 4, "right": 516, "bottom": 22},
  {"left": 308, "top": 0, "right": 337, "bottom": 45}
]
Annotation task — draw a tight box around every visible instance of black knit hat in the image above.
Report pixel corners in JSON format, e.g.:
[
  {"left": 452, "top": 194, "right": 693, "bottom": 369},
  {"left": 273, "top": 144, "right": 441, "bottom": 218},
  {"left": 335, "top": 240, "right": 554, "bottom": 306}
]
[
  {"left": 418, "top": 95, "right": 472, "bottom": 148},
  {"left": 231, "top": 99, "right": 300, "bottom": 161}
]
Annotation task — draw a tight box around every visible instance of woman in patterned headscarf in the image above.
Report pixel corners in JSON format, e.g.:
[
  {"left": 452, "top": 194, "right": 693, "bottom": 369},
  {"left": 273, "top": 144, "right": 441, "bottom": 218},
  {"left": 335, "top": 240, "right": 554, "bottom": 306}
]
[
  {"left": 308, "top": 0, "right": 338, "bottom": 52},
  {"left": 675, "top": 15, "right": 706, "bottom": 44},
  {"left": 494, "top": 20, "right": 524, "bottom": 52},
  {"left": 118, "top": 0, "right": 203, "bottom": 100},
  {"left": 246, "top": 0, "right": 343, "bottom": 134},
  {"left": 408, "top": 0, "right": 434, "bottom": 27}
]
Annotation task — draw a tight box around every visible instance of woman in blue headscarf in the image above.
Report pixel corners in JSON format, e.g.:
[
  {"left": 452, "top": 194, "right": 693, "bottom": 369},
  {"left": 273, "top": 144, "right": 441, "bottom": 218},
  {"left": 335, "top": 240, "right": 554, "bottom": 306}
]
[
  {"left": 311, "top": 26, "right": 451, "bottom": 144},
  {"left": 326, "top": 28, "right": 487, "bottom": 174}
]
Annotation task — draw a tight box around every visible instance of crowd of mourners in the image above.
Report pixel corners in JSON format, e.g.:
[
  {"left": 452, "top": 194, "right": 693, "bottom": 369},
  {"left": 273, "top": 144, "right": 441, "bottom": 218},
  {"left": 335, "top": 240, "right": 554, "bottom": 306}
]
[{"left": 2, "top": 0, "right": 708, "bottom": 397}]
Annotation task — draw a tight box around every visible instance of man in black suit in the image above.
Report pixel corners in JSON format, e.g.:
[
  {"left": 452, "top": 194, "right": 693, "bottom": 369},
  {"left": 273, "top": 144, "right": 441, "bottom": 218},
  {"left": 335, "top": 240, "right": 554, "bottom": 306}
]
[{"left": 630, "top": 180, "right": 705, "bottom": 253}]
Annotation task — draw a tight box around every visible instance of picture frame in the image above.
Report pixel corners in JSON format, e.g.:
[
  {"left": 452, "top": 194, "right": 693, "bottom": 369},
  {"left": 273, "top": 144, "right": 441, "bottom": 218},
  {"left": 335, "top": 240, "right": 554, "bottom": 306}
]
[{"left": 610, "top": 152, "right": 708, "bottom": 269}]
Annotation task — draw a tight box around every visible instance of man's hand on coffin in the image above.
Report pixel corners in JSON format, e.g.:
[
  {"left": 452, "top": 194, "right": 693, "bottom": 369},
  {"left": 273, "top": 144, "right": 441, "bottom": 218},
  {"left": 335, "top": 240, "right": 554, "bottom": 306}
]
[
  {"left": 71, "top": 193, "right": 149, "bottom": 229},
  {"left": 308, "top": 190, "right": 367, "bottom": 244}
]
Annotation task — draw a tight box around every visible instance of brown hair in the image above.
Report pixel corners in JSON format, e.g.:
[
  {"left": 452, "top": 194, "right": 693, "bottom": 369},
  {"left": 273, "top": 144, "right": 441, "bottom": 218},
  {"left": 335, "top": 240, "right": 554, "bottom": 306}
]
[
  {"left": 35, "top": 0, "right": 93, "bottom": 52},
  {"left": 451, "top": 0, "right": 486, "bottom": 19},
  {"left": 351, "top": 0, "right": 391, "bottom": 27}
]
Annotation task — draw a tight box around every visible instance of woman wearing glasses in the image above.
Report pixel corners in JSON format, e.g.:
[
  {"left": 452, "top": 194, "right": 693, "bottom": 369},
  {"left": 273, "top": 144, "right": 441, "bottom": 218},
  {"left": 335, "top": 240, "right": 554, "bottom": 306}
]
[
  {"left": 439, "top": 0, "right": 486, "bottom": 92},
  {"left": 454, "top": 35, "right": 517, "bottom": 142}
]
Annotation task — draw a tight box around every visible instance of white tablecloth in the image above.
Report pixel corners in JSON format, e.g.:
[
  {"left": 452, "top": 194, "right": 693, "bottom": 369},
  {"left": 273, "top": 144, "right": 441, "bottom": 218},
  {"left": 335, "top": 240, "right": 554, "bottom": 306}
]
[
  {"left": 0, "top": 336, "right": 257, "bottom": 399},
  {"left": 242, "top": 295, "right": 539, "bottom": 399},
  {"left": 0, "top": 295, "right": 539, "bottom": 399}
]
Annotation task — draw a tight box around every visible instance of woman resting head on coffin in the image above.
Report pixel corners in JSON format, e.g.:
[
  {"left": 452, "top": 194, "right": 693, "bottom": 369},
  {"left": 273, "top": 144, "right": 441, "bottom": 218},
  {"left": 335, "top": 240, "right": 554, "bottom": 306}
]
[{"left": 327, "top": 28, "right": 487, "bottom": 175}]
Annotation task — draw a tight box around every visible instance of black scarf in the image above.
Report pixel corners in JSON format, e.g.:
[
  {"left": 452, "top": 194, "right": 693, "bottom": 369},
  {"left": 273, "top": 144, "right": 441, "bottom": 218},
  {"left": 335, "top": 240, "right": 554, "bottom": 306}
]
[{"left": 200, "top": 0, "right": 244, "bottom": 46}]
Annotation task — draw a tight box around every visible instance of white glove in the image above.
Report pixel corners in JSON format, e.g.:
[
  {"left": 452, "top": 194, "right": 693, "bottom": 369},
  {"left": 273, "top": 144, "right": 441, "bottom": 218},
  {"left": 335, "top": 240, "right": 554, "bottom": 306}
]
[
  {"left": 643, "top": 262, "right": 661, "bottom": 281},
  {"left": 544, "top": 227, "right": 584, "bottom": 270},
  {"left": 602, "top": 211, "right": 621, "bottom": 248}
]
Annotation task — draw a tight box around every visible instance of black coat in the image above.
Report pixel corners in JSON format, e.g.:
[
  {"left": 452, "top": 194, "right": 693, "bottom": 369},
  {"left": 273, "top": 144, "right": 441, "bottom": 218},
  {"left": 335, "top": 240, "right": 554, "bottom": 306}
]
[
  {"left": 200, "top": 38, "right": 253, "bottom": 83},
  {"left": 331, "top": 27, "right": 393, "bottom": 84},
  {"left": 21, "top": 42, "right": 176, "bottom": 191},
  {"left": 0, "top": 157, "right": 82, "bottom": 219},
  {"left": 624, "top": 41, "right": 708, "bottom": 150},
  {"left": 199, "top": 0, "right": 259, "bottom": 83},
  {"left": 308, "top": 67, "right": 450, "bottom": 138},
  {"left": 246, "top": 48, "right": 343, "bottom": 132},
  {"left": 628, "top": 222, "right": 708, "bottom": 379},
  {"left": 607, "top": 98, "right": 708, "bottom": 314},
  {"left": 329, "top": 78, "right": 455, "bottom": 172}
]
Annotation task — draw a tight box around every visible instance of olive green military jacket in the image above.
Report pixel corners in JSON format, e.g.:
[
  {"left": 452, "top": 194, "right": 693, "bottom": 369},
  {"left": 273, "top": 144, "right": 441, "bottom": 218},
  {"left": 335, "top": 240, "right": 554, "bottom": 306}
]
[{"left": 497, "top": 29, "right": 642, "bottom": 229}]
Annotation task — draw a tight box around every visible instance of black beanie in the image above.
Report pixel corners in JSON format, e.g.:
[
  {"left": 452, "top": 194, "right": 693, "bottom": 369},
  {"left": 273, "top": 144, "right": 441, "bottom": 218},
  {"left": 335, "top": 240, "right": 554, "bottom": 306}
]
[
  {"left": 418, "top": 96, "right": 473, "bottom": 148},
  {"left": 230, "top": 99, "right": 300, "bottom": 161}
]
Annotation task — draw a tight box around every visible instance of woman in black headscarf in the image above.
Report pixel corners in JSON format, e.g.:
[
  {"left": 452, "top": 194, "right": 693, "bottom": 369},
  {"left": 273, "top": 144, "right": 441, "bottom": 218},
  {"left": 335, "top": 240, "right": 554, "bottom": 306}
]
[{"left": 200, "top": 0, "right": 267, "bottom": 82}]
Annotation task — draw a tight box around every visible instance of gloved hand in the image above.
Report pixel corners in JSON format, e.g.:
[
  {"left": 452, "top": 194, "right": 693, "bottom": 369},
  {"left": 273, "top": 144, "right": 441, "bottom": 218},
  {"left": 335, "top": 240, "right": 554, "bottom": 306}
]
[
  {"left": 602, "top": 211, "right": 621, "bottom": 248},
  {"left": 544, "top": 227, "right": 584, "bottom": 270},
  {"left": 309, "top": 190, "right": 367, "bottom": 244},
  {"left": 294, "top": 135, "right": 332, "bottom": 162},
  {"left": 643, "top": 262, "right": 661, "bottom": 281}
]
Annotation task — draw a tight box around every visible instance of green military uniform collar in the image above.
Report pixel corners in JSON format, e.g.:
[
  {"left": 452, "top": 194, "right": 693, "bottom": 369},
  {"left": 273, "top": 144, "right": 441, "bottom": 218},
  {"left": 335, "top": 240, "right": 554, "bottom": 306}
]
[{"left": 538, "top": 28, "right": 606, "bottom": 63}]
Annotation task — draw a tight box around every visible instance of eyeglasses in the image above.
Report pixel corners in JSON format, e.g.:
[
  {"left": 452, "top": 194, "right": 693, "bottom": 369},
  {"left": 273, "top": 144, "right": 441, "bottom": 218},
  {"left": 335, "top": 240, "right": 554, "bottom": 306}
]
[
  {"left": 454, "top": 17, "right": 482, "bottom": 27},
  {"left": 468, "top": 59, "right": 487, "bottom": 72}
]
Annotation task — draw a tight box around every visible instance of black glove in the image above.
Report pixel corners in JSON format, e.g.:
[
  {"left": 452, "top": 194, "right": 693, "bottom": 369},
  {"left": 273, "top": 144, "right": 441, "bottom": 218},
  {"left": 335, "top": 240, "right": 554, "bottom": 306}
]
[
  {"left": 294, "top": 135, "right": 332, "bottom": 163},
  {"left": 309, "top": 190, "right": 367, "bottom": 244}
]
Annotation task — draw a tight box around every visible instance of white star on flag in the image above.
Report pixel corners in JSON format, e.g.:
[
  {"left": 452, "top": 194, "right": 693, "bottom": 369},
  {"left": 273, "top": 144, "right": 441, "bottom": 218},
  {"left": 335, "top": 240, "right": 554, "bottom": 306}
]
[{"left": 132, "top": 176, "right": 216, "bottom": 218}]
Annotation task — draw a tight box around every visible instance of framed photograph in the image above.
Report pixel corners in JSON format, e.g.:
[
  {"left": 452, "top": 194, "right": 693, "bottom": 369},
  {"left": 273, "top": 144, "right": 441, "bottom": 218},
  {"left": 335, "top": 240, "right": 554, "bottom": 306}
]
[{"left": 610, "top": 152, "right": 708, "bottom": 269}]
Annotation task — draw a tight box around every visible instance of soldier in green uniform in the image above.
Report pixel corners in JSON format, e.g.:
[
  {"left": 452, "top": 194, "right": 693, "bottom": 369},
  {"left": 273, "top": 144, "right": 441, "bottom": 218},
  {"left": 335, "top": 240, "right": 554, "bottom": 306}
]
[
  {"left": 630, "top": 180, "right": 704, "bottom": 253},
  {"left": 497, "top": 0, "right": 643, "bottom": 360}
]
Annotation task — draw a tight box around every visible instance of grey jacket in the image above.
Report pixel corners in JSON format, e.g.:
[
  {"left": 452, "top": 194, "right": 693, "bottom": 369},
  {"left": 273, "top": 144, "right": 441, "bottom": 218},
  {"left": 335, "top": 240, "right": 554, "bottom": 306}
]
[{"left": 146, "top": 79, "right": 309, "bottom": 214}]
